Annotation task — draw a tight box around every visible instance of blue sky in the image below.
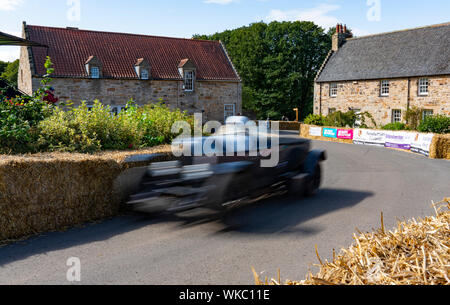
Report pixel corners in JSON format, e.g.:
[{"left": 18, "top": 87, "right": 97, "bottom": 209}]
[{"left": 1, "top": 0, "right": 449, "bottom": 61}]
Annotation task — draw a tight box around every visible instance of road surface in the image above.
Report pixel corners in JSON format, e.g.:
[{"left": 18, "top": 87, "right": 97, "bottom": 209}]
[{"left": 0, "top": 138, "right": 449, "bottom": 284}]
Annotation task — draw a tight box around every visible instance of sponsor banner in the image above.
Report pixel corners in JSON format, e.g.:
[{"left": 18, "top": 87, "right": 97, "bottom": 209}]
[
  {"left": 353, "top": 129, "right": 386, "bottom": 146},
  {"left": 309, "top": 127, "right": 322, "bottom": 137},
  {"left": 323, "top": 128, "right": 337, "bottom": 138},
  {"left": 337, "top": 129, "right": 354, "bottom": 140},
  {"left": 411, "top": 133, "right": 434, "bottom": 157},
  {"left": 385, "top": 131, "right": 414, "bottom": 150}
]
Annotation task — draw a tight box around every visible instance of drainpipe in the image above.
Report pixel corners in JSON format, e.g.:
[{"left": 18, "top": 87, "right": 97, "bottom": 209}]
[
  {"left": 319, "top": 83, "right": 323, "bottom": 116},
  {"left": 407, "top": 78, "right": 411, "bottom": 110}
]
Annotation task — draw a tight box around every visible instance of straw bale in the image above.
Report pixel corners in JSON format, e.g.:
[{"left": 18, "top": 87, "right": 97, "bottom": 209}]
[
  {"left": 0, "top": 145, "right": 174, "bottom": 241},
  {"left": 253, "top": 198, "right": 450, "bottom": 285},
  {"left": 300, "top": 124, "right": 353, "bottom": 144},
  {"left": 430, "top": 134, "right": 450, "bottom": 160}
]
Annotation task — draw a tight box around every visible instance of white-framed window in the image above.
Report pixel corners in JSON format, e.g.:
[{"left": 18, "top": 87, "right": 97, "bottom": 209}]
[
  {"left": 381, "top": 80, "right": 390, "bottom": 96},
  {"left": 110, "top": 105, "right": 126, "bottom": 116},
  {"left": 422, "top": 109, "right": 433, "bottom": 120},
  {"left": 141, "top": 69, "right": 149, "bottom": 80},
  {"left": 90, "top": 66, "right": 100, "bottom": 79},
  {"left": 418, "top": 78, "right": 429, "bottom": 96},
  {"left": 328, "top": 108, "right": 336, "bottom": 115},
  {"left": 330, "top": 83, "right": 338, "bottom": 97},
  {"left": 392, "top": 109, "right": 402, "bottom": 123},
  {"left": 184, "top": 70, "right": 194, "bottom": 91},
  {"left": 352, "top": 109, "right": 362, "bottom": 127},
  {"left": 224, "top": 104, "right": 236, "bottom": 121}
]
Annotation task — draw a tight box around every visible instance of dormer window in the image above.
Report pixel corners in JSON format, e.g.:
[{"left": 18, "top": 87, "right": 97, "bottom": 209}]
[
  {"left": 85, "top": 55, "right": 102, "bottom": 79},
  {"left": 90, "top": 66, "right": 100, "bottom": 79},
  {"left": 178, "top": 58, "right": 196, "bottom": 92},
  {"left": 141, "top": 69, "right": 149, "bottom": 80},
  {"left": 134, "top": 58, "right": 151, "bottom": 80},
  {"left": 184, "top": 70, "right": 194, "bottom": 91}
]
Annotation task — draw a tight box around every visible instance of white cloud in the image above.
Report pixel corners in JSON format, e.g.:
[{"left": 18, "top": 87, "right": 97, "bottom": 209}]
[
  {"left": 266, "top": 4, "right": 341, "bottom": 30},
  {"left": 0, "top": 47, "right": 20, "bottom": 62},
  {"left": 0, "top": 0, "right": 23, "bottom": 11},
  {"left": 203, "top": 0, "right": 238, "bottom": 5}
]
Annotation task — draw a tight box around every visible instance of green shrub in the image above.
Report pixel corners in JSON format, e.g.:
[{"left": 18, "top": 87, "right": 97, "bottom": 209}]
[
  {"left": 0, "top": 57, "right": 55, "bottom": 154},
  {"left": 324, "top": 111, "right": 356, "bottom": 128},
  {"left": 38, "top": 100, "right": 194, "bottom": 153},
  {"left": 404, "top": 107, "right": 423, "bottom": 130},
  {"left": 304, "top": 114, "right": 326, "bottom": 126},
  {"left": 381, "top": 122, "right": 409, "bottom": 131},
  {"left": 417, "top": 115, "right": 450, "bottom": 134}
]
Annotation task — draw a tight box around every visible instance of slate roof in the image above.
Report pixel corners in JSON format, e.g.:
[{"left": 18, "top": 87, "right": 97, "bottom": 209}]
[
  {"left": 316, "top": 23, "right": 450, "bottom": 83},
  {"left": 25, "top": 24, "right": 240, "bottom": 81}
]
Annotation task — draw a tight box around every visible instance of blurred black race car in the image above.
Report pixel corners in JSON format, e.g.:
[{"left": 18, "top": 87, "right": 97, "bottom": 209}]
[{"left": 127, "top": 117, "right": 326, "bottom": 214}]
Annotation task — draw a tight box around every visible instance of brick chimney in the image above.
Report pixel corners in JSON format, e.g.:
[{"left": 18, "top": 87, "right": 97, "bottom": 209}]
[{"left": 332, "top": 23, "right": 351, "bottom": 51}]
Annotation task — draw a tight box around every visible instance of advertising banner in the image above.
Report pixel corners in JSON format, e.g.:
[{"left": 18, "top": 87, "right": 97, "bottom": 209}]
[
  {"left": 353, "top": 129, "right": 386, "bottom": 146},
  {"left": 309, "top": 127, "right": 322, "bottom": 137},
  {"left": 323, "top": 128, "right": 337, "bottom": 138},
  {"left": 337, "top": 129, "right": 354, "bottom": 140},
  {"left": 410, "top": 133, "right": 435, "bottom": 157},
  {"left": 385, "top": 131, "right": 414, "bottom": 150}
]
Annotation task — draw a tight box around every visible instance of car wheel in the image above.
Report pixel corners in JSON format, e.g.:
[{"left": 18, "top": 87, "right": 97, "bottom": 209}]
[{"left": 304, "top": 164, "right": 322, "bottom": 196}]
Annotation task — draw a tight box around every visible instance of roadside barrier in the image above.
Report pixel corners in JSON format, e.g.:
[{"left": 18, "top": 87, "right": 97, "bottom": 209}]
[{"left": 300, "top": 124, "right": 449, "bottom": 160}]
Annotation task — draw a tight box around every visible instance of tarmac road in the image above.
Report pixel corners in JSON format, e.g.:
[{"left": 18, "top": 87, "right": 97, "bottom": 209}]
[{"left": 0, "top": 138, "right": 449, "bottom": 285}]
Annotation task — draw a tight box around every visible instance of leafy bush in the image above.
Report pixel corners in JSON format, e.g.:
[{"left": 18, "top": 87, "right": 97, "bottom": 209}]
[
  {"left": 324, "top": 111, "right": 356, "bottom": 128},
  {"left": 417, "top": 115, "right": 450, "bottom": 134},
  {"left": 304, "top": 111, "right": 377, "bottom": 129},
  {"left": 381, "top": 122, "right": 409, "bottom": 131},
  {"left": 304, "top": 114, "right": 326, "bottom": 126},
  {"left": 0, "top": 57, "right": 55, "bottom": 154},
  {"left": 38, "top": 100, "right": 194, "bottom": 153},
  {"left": 404, "top": 107, "right": 423, "bottom": 130}
]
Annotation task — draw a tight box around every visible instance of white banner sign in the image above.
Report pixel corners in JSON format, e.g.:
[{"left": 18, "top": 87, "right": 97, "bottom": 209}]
[
  {"left": 353, "top": 129, "right": 386, "bottom": 146},
  {"left": 309, "top": 127, "right": 322, "bottom": 137},
  {"left": 410, "top": 133, "right": 434, "bottom": 156},
  {"left": 385, "top": 131, "right": 415, "bottom": 150}
]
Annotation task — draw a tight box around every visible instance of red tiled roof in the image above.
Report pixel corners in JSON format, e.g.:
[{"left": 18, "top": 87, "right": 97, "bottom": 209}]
[{"left": 27, "top": 25, "right": 240, "bottom": 81}]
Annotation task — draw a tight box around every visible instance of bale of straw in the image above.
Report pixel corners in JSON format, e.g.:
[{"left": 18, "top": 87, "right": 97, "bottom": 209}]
[
  {"left": 254, "top": 198, "right": 450, "bottom": 285},
  {"left": 0, "top": 145, "right": 174, "bottom": 242},
  {"left": 300, "top": 124, "right": 353, "bottom": 144},
  {"left": 278, "top": 121, "right": 302, "bottom": 131},
  {"left": 430, "top": 134, "right": 450, "bottom": 160}
]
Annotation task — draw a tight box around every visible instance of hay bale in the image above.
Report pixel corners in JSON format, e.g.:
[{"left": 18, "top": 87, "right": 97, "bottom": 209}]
[
  {"left": 278, "top": 121, "right": 301, "bottom": 131},
  {"left": 300, "top": 124, "right": 353, "bottom": 144},
  {"left": 253, "top": 198, "right": 450, "bottom": 285},
  {"left": 0, "top": 145, "right": 175, "bottom": 241},
  {"left": 430, "top": 134, "right": 450, "bottom": 160}
]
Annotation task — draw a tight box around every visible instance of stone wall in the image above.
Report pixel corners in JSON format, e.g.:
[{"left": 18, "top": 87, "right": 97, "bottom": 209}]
[
  {"left": 314, "top": 76, "right": 450, "bottom": 126},
  {"left": 26, "top": 77, "right": 241, "bottom": 122}
]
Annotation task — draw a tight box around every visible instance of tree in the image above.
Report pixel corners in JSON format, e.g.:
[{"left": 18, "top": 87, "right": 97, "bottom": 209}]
[
  {"left": 1, "top": 59, "right": 19, "bottom": 86},
  {"left": 194, "top": 21, "right": 331, "bottom": 120},
  {"left": 0, "top": 61, "right": 8, "bottom": 75}
]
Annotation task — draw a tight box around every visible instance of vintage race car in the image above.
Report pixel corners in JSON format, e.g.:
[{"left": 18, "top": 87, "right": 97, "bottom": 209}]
[{"left": 126, "top": 117, "right": 326, "bottom": 214}]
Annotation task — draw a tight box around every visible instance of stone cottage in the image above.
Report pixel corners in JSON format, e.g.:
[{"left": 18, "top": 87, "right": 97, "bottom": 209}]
[
  {"left": 19, "top": 22, "right": 242, "bottom": 122},
  {"left": 314, "top": 23, "right": 450, "bottom": 126}
]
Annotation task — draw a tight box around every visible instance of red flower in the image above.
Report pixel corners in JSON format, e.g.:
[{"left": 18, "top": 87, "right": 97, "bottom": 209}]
[{"left": 43, "top": 90, "right": 59, "bottom": 104}]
